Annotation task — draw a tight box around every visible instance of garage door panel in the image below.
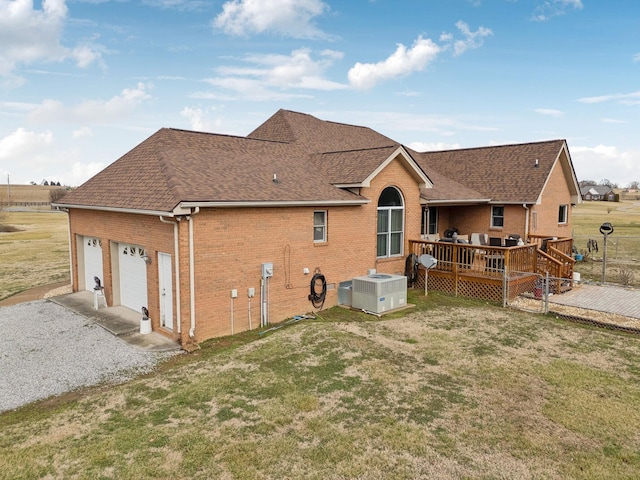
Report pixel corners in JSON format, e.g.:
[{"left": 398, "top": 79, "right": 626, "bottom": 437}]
[{"left": 119, "top": 244, "right": 148, "bottom": 312}]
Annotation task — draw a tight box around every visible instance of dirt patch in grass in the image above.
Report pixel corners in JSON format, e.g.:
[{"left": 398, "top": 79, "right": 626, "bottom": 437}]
[{"left": 0, "top": 225, "right": 22, "bottom": 233}]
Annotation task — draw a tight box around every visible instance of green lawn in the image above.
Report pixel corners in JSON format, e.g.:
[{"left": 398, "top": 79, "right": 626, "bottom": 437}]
[{"left": 2, "top": 292, "right": 640, "bottom": 479}]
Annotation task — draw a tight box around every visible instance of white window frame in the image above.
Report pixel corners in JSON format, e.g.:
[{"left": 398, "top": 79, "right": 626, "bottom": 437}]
[
  {"left": 491, "top": 205, "right": 504, "bottom": 228},
  {"left": 314, "top": 210, "right": 327, "bottom": 243},
  {"left": 377, "top": 187, "right": 404, "bottom": 258},
  {"left": 558, "top": 204, "right": 568, "bottom": 224}
]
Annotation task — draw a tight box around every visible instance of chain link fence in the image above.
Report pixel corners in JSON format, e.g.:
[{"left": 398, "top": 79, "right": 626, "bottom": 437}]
[{"left": 573, "top": 235, "right": 640, "bottom": 287}]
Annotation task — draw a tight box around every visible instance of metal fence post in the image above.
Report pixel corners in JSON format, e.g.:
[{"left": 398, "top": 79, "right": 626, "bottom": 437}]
[{"left": 544, "top": 272, "right": 550, "bottom": 314}]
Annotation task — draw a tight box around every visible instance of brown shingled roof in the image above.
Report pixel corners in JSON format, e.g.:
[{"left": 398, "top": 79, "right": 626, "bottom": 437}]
[
  {"left": 58, "top": 128, "right": 366, "bottom": 212},
  {"left": 57, "top": 110, "right": 578, "bottom": 213},
  {"left": 412, "top": 140, "right": 569, "bottom": 203},
  {"left": 248, "top": 109, "right": 397, "bottom": 152},
  {"left": 311, "top": 146, "right": 402, "bottom": 185}
]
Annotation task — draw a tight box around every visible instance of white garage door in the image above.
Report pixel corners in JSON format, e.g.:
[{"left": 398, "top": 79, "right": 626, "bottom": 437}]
[
  {"left": 118, "top": 243, "right": 148, "bottom": 313},
  {"left": 83, "top": 236, "right": 103, "bottom": 292}
]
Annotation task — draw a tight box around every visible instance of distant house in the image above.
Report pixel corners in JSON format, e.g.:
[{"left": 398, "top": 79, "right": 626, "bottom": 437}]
[
  {"left": 580, "top": 185, "right": 616, "bottom": 201},
  {"left": 54, "top": 109, "right": 581, "bottom": 346}
]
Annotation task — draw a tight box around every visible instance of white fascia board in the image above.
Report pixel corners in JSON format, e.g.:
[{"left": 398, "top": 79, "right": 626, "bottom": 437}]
[
  {"left": 52, "top": 203, "right": 174, "bottom": 216},
  {"left": 179, "top": 199, "right": 370, "bottom": 208},
  {"left": 422, "top": 198, "right": 491, "bottom": 205}
]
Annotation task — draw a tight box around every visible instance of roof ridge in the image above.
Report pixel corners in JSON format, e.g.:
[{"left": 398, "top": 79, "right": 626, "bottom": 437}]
[
  {"left": 419, "top": 138, "right": 566, "bottom": 154},
  {"left": 318, "top": 144, "right": 399, "bottom": 155},
  {"left": 167, "top": 127, "right": 290, "bottom": 144},
  {"left": 154, "top": 129, "right": 184, "bottom": 209}
]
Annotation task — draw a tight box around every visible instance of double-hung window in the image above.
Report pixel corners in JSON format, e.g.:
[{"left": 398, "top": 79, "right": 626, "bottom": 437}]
[
  {"left": 377, "top": 187, "right": 404, "bottom": 257},
  {"left": 491, "top": 205, "right": 504, "bottom": 228},
  {"left": 314, "top": 211, "right": 327, "bottom": 242},
  {"left": 558, "top": 204, "right": 568, "bottom": 224}
]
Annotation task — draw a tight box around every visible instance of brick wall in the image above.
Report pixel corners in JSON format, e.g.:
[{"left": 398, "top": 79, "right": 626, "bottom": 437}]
[
  {"left": 531, "top": 155, "right": 573, "bottom": 237},
  {"left": 66, "top": 153, "right": 425, "bottom": 344},
  {"left": 68, "top": 209, "right": 176, "bottom": 337}
]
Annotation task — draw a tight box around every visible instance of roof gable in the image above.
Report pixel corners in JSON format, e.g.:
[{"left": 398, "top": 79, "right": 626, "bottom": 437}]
[{"left": 413, "top": 140, "right": 578, "bottom": 204}]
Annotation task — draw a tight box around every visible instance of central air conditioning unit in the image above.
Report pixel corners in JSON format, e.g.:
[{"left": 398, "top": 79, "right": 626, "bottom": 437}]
[{"left": 351, "top": 274, "right": 407, "bottom": 314}]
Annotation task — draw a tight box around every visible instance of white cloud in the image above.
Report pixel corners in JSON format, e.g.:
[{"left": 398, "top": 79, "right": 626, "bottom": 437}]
[
  {"left": 534, "top": 108, "right": 564, "bottom": 117},
  {"left": 27, "top": 83, "right": 153, "bottom": 124},
  {"left": 571, "top": 144, "right": 640, "bottom": 186},
  {"left": 180, "top": 106, "right": 223, "bottom": 132},
  {"left": 348, "top": 22, "right": 491, "bottom": 90},
  {"left": 447, "top": 21, "right": 493, "bottom": 56},
  {"left": 633, "top": 53, "right": 640, "bottom": 63},
  {"left": 601, "top": 118, "right": 626, "bottom": 124},
  {"left": 0, "top": 127, "right": 56, "bottom": 183},
  {"left": 202, "top": 48, "right": 346, "bottom": 101},
  {"left": 213, "top": 0, "right": 331, "bottom": 39},
  {"left": 0, "top": 127, "right": 53, "bottom": 161},
  {"left": 72, "top": 126, "right": 93, "bottom": 139},
  {"left": 0, "top": 0, "right": 102, "bottom": 76},
  {"left": 532, "top": 0, "right": 583, "bottom": 21},
  {"left": 332, "top": 110, "right": 499, "bottom": 140},
  {"left": 348, "top": 36, "right": 441, "bottom": 90},
  {"left": 578, "top": 90, "right": 640, "bottom": 106},
  {"left": 408, "top": 141, "right": 461, "bottom": 152}
]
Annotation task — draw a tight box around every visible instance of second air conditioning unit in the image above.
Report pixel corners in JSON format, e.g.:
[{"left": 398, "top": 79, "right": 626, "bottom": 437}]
[{"left": 351, "top": 274, "right": 407, "bottom": 314}]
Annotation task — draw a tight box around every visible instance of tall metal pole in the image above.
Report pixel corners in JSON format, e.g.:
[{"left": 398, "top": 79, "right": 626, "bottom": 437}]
[{"left": 599, "top": 223, "right": 614, "bottom": 284}]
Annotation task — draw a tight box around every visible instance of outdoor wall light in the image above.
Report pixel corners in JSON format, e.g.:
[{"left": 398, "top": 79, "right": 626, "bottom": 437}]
[{"left": 142, "top": 254, "right": 152, "bottom": 265}]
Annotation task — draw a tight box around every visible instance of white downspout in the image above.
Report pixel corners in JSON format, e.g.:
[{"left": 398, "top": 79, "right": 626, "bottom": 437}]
[
  {"left": 523, "top": 204, "right": 530, "bottom": 241},
  {"left": 188, "top": 207, "right": 200, "bottom": 338},
  {"left": 159, "top": 216, "right": 181, "bottom": 335},
  {"left": 62, "top": 209, "right": 74, "bottom": 291}
]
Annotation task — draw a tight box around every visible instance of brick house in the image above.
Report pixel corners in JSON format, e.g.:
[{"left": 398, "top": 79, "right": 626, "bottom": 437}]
[
  {"left": 55, "top": 109, "right": 581, "bottom": 346},
  {"left": 580, "top": 185, "right": 616, "bottom": 202}
]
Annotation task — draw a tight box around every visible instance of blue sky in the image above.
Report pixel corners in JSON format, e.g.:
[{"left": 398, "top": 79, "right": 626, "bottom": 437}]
[{"left": 1, "top": 0, "right": 639, "bottom": 188}]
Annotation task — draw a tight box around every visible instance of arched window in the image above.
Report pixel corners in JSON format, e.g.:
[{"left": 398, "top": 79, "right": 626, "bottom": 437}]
[{"left": 377, "top": 186, "right": 404, "bottom": 257}]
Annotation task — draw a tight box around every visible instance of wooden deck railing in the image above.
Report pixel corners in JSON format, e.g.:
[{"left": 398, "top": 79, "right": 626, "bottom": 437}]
[{"left": 409, "top": 237, "right": 574, "bottom": 279}]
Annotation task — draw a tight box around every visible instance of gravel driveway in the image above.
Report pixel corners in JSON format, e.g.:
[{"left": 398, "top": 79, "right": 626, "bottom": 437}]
[{"left": 1, "top": 300, "right": 174, "bottom": 413}]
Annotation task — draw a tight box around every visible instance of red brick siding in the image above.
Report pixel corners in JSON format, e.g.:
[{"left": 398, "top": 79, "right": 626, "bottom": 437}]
[
  {"left": 68, "top": 209, "right": 176, "bottom": 338},
  {"left": 531, "top": 156, "right": 573, "bottom": 237},
  {"left": 66, "top": 154, "right": 425, "bottom": 344}
]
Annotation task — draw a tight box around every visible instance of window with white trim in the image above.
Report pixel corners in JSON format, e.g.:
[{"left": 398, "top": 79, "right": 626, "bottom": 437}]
[
  {"left": 377, "top": 187, "right": 404, "bottom": 257},
  {"left": 558, "top": 204, "right": 568, "bottom": 224},
  {"left": 491, "top": 205, "right": 504, "bottom": 228},
  {"left": 314, "top": 210, "right": 327, "bottom": 242}
]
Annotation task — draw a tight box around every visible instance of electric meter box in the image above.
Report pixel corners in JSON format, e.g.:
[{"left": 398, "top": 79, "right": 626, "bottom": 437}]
[{"left": 262, "top": 262, "right": 274, "bottom": 278}]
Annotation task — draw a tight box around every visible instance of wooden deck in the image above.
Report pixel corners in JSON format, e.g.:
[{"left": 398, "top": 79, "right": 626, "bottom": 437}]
[{"left": 408, "top": 236, "right": 575, "bottom": 302}]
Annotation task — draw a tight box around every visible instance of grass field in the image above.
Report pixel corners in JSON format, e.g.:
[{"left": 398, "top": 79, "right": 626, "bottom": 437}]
[
  {"left": 1, "top": 202, "right": 640, "bottom": 478},
  {"left": 0, "top": 211, "right": 70, "bottom": 301},
  {"left": 571, "top": 200, "right": 640, "bottom": 286},
  {"left": 2, "top": 292, "right": 640, "bottom": 479}
]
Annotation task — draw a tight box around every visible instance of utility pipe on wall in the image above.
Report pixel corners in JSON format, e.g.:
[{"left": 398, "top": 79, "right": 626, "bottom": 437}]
[
  {"left": 188, "top": 207, "right": 200, "bottom": 338},
  {"left": 522, "top": 204, "right": 530, "bottom": 240},
  {"left": 159, "top": 215, "right": 181, "bottom": 335}
]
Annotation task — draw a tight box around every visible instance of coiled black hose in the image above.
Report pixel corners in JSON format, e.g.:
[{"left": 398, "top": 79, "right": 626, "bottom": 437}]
[{"left": 309, "top": 273, "right": 327, "bottom": 309}]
